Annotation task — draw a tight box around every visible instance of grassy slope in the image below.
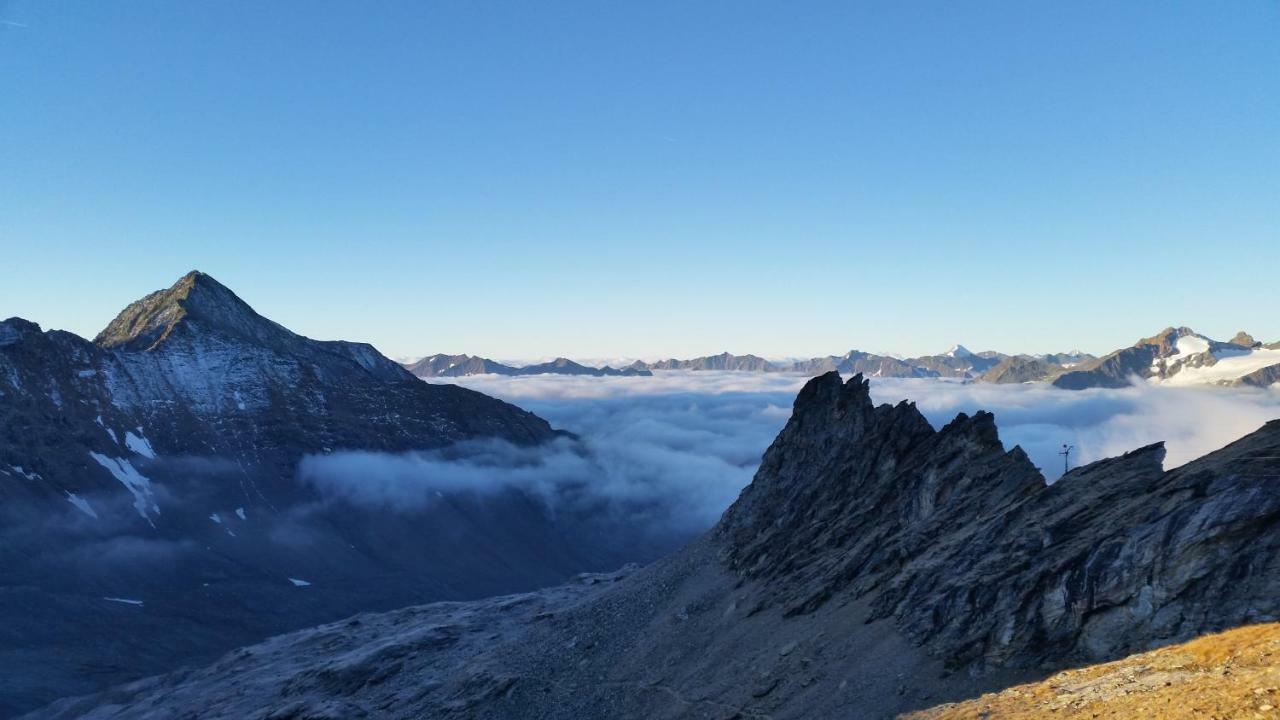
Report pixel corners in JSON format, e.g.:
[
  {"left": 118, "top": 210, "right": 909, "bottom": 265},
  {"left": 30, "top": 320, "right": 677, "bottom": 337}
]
[{"left": 907, "top": 623, "right": 1280, "bottom": 720}]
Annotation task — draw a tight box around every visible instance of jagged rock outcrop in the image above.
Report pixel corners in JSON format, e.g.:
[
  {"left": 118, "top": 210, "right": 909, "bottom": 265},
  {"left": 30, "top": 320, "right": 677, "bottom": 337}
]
[
  {"left": 36, "top": 373, "right": 1280, "bottom": 719},
  {"left": 722, "top": 373, "right": 1280, "bottom": 670},
  {"left": 1230, "top": 331, "right": 1261, "bottom": 348}
]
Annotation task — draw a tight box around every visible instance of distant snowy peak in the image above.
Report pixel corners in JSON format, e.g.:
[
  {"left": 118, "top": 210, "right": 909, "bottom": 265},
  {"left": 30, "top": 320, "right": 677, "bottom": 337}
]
[
  {"left": 1155, "top": 328, "right": 1280, "bottom": 388},
  {"left": 943, "top": 344, "right": 973, "bottom": 359},
  {"left": 1055, "top": 326, "right": 1280, "bottom": 389}
]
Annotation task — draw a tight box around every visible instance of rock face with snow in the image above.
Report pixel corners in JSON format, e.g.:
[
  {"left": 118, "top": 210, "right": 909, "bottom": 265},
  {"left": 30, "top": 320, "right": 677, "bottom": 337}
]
[
  {"left": 1, "top": 271, "right": 557, "bottom": 516},
  {"left": 37, "top": 373, "right": 1280, "bottom": 720},
  {"left": 1055, "top": 327, "right": 1280, "bottom": 389},
  {"left": 402, "top": 353, "right": 514, "bottom": 377},
  {"left": 908, "top": 346, "right": 1003, "bottom": 378},
  {"left": 0, "top": 272, "right": 667, "bottom": 717}
]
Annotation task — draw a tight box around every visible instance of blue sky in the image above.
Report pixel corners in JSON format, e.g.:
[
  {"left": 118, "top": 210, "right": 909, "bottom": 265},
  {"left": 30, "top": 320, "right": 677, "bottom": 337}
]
[{"left": 1, "top": 1, "right": 1276, "bottom": 360}]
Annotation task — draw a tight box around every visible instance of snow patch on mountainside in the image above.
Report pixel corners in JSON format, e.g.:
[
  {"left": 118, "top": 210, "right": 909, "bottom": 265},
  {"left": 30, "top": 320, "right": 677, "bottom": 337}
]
[
  {"left": 124, "top": 430, "right": 156, "bottom": 459},
  {"left": 66, "top": 492, "right": 98, "bottom": 519},
  {"left": 95, "top": 416, "right": 119, "bottom": 445},
  {"left": 10, "top": 465, "right": 41, "bottom": 481},
  {"left": 102, "top": 339, "right": 296, "bottom": 415},
  {"left": 88, "top": 453, "right": 159, "bottom": 523},
  {"left": 1173, "top": 335, "right": 1211, "bottom": 357},
  {"left": 0, "top": 328, "right": 20, "bottom": 347}
]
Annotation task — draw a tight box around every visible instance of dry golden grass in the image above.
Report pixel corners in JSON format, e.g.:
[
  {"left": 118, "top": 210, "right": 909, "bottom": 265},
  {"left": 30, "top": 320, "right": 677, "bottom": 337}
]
[{"left": 905, "top": 623, "right": 1280, "bottom": 720}]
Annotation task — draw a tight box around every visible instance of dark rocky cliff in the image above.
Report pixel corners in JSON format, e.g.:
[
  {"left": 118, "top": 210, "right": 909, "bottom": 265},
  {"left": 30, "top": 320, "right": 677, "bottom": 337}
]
[{"left": 721, "top": 373, "right": 1280, "bottom": 672}]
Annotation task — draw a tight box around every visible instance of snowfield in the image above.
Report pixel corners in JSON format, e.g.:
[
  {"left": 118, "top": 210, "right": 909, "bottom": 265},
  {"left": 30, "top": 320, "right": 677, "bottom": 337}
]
[{"left": 1163, "top": 346, "right": 1280, "bottom": 387}]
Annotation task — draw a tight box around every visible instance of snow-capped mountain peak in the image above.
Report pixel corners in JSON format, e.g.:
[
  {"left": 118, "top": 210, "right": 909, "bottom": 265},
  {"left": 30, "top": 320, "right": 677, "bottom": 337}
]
[{"left": 943, "top": 344, "right": 973, "bottom": 359}]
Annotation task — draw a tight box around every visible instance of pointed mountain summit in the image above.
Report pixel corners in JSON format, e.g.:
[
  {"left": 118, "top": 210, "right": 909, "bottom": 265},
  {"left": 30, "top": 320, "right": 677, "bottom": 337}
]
[
  {"left": 1230, "top": 330, "right": 1260, "bottom": 348},
  {"left": 95, "top": 271, "right": 289, "bottom": 351},
  {"left": 943, "top": 343, "right": 973, "bottom": 358},
  {"left": 95, "top": 270, "right": 417, "bottom": 388}
]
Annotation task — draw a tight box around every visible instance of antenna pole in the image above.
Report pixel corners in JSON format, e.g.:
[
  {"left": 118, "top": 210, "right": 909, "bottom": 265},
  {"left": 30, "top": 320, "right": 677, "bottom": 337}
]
[{"left": 1060, "top": 444, "right": 1074, "bottom": 475}]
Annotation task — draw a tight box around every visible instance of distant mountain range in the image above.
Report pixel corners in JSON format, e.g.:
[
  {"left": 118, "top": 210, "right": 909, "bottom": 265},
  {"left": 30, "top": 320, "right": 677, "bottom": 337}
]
[
  {"left": 407, "top": 329, "right": 1280, "bottom": 389},
  {"left": 406, "top": 354, "right": 651, "bottom": 378},
  {"left": 405, "top": 345, "right": 1080, "bottom": 380}
]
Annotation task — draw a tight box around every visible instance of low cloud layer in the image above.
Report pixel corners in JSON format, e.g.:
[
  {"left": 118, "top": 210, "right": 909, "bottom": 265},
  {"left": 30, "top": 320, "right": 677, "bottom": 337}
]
[{"left": 301, "top": 372, "right": 1280, "bottom": 537}]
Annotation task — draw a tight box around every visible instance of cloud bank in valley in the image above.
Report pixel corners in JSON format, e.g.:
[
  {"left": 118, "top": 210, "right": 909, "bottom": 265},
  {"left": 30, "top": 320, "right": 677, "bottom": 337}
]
[
  {"left": 298, "top": 376, "right": 796, "bottom": 533},
  {"left": 300, "top": 372, "right": 1280, "bottom": 537}
]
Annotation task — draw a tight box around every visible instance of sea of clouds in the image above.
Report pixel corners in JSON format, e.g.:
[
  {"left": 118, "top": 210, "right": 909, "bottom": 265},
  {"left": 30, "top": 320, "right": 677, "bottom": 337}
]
[{"left": 299, "top": 371, "right": 1280, "bottom": 536}]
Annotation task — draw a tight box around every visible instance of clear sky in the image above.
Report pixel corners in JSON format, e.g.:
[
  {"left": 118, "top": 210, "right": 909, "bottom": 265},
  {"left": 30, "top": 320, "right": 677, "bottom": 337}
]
[{"left": 1, "top": 1, "right": 1276, "bottom": 360}]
